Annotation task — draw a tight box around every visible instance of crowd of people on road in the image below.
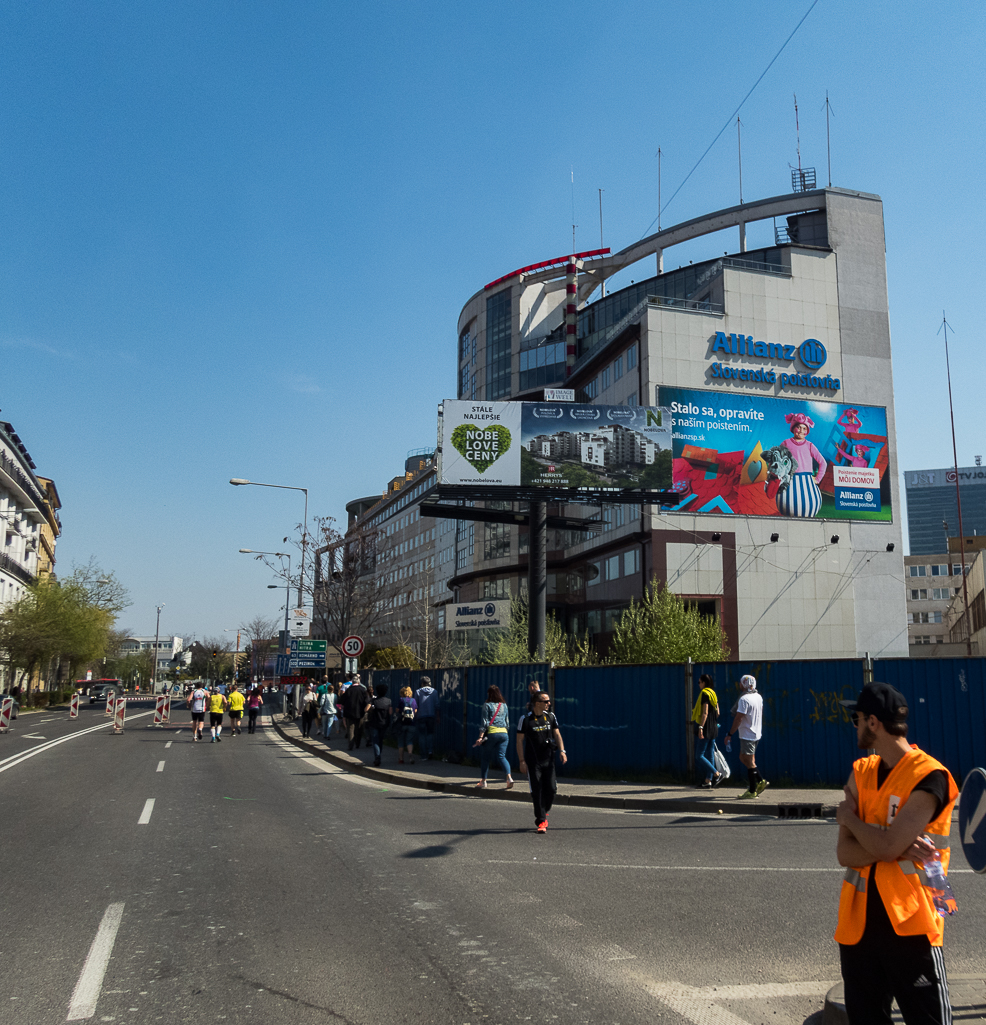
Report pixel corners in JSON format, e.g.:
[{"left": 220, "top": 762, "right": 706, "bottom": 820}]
[{"left": 186, "top": 681, "right": 266, "bottom": 741}]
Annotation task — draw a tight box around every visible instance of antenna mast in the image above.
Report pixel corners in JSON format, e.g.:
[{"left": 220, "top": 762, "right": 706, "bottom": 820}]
[
  {"left": 737, "top": 117, "right": 743, "bottom": 203},
  {"left": 824, "top": 91, "right": 833, "bottom": 186},
  {"left": 794, "top": 92, "right": 802, "bottom": 175},
  {"left": 942, "top": 311, "right": 973, "bottom": 657},
  {"left": 570, "top": 167, "right": 576, "bottom": 253},
  {"left": 598, "top": 188, "right": 606, "bottom": 298}
]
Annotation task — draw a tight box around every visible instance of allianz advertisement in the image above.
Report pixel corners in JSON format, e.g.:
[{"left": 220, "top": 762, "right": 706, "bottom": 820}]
[
  {"left": 450, "top": 600, "right": 511, "bottom": 631},
  {"left": 657, "top": 387, "right": 891, "bottom": 522}
]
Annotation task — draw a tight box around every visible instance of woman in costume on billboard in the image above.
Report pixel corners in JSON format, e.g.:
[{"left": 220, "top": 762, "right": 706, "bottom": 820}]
[{"left": 777, "top": 412, "right": 827, "bottom": 517}]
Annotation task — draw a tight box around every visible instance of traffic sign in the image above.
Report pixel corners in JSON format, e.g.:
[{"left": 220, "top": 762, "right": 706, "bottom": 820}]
[
  {"left": 295, "top": 639, "right": 327, "bottom": 652},
  {"left": 290, "top": 655, "right": 326, "bottom": 669},
  {"left": 960, "top": 767, "right": 986, "bottom": 874},
  {"left": 276, "top": 654, "right": 292, "bottom": 676},
  {"left": 342, "top": 635, "right": 365, "bottom": 657}
]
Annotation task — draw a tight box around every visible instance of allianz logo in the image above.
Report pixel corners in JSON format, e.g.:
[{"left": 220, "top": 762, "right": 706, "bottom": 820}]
[{"left": 709, "top": 332, "right": 827, "bottom": 370}]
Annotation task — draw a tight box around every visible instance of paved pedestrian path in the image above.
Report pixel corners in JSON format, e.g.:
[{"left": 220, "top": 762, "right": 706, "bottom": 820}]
[{"left": 273, "top": 713, "right": 845, "bottom": 817}]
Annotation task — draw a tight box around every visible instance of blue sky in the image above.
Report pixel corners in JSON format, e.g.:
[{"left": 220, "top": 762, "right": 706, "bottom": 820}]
[{"left": 1, "top": 1, "right": 983, "bottom": 640}]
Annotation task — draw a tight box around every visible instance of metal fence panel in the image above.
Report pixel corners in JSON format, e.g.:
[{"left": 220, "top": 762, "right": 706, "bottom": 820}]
[
  {"left": 872, "top": 658, "right": 986, "bottom": 783},
  {"left": 554, "top": 664, "right": 688, "bottom": 775},
  {"left": 695, "top": 660, "right": 866, "bottom": 786},
  {"left": 465, "top": 664, "right": 549, "bottom": 768}
]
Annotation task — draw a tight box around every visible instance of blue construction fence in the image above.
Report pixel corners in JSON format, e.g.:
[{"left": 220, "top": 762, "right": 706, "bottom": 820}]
[{"left": 362, "top": 658, "right": 986, "bottom": 787}]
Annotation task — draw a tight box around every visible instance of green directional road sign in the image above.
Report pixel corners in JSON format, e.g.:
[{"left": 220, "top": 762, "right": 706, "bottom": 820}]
[{"left": 294, "top": 639, "right": 327, "bottom": 652}]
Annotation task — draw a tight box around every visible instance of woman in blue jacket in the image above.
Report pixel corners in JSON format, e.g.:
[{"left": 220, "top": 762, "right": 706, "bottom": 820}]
[{"left": 474, "top": 685, "right": 514, "bottom": 789}]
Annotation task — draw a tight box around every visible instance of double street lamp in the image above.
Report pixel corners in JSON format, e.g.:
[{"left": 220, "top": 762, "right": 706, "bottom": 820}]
[{"left": 230, "top": 479, "right": 308, "bottom": 608}]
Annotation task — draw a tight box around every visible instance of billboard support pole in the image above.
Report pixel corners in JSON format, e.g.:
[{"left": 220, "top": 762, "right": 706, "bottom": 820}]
[{"left": 528, "top": 501, "right": 547, "bottom": 660}]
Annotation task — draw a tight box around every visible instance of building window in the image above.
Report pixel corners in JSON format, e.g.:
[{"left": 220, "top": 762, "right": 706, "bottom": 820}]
[
  {"left": 601, "top": 367, "right": 611, "bottom": 391},
  {"left": 613, "top": 356, "right": 623, "bottom": 381},
  {"left": 459, "top": 326, "right": 472, "bottom": 362},
  {"left": 459, "top": 364, "right": 470, "bottom": 398},
  {"left": 580, "top": 377, "right": 599, "bottom": 401},
  {"left": 486, "top": 289, "right": 512, "bottom": 400},
  {"left": 482, "top": 578, "right": 511, "bottom": 599},
  {"left": 932, "top": 588, "right": 950, "bottom": 600},
  {"left": 626, "top": 343, "right": 637, "bottom": 369},
  {"left": 624, "top": 549, "right": 640, "bottom": 575},
  {"left": 910, "top": 588, "right": 928, "bottom": 600},
  {"left": 931, "top": 564, "right": 950, "bottom": 576},
  {"left": 909, "top": 565, "right": 927, "bottom": 577},
  {"left": 484, "top": 522, "right": 510, "bottom": 561},
  {"left": 605, "top": 554, "right": 620, "bottom": 580},
  {"left": 519, "top": 341, "right": 566, "bottom": 391},
  {"left": 437, "top": 608, "right": 445, "bottom": 631},
  {"left": 626, "top": 392, "right": 638, "bottom": 406}
]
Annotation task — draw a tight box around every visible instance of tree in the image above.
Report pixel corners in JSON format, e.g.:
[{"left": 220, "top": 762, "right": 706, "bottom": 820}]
[
  {"left": 64, "top": 557, "right": 131, "bottom": 614},
  {"left": 607, "top": 581, "right": 729, "bottom": 664},
  {"left": 364, "top": 644, "right": 421, "bottom": 669},
  {"left": 240, "top": 616, "right": 278, "bottom": 684},
  {"left": 480, "top": 595, "right": 596, "bottom": 667}
]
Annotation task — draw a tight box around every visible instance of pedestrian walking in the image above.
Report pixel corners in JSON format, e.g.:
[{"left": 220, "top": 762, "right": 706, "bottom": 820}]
[
  {"left": 246, "top": 686, "right": 263, "bottom": 733},
  {"left": 342, "top": 674, "right": 369, "bottom": 750},
  {"left": 208, "top": 686, "right": 228, "bottom": 743},
  {"left": 188, "top": 682, "right": 208, "bottom": 741},
  {"left": 516, "top": 692, "right": 567, "bottom": 833},
  {"left": 395, "top": 685, "right": 417, "bottom": 763},
  {"left": 300, "top": 682, "right": 319, "bottom": 738},
  {"left": 692, "top": 674, "right": 723, "bottom": 789},
  {"left": 227, "top": 683, "right": 245, "bottom": 735},
  {"left": 414, "top": 675, "right": 439, "bottom": 759},
  {"left": 474, "top": 685, "right": 514, "bottom": 789},
  {"left": 724, "top": 674, "right": 767, "bottom": 799},
  {"left": 320, "top": 683, "right": 338, "bottom": 739},
  {"left": 367, "top": 683, "right": 392, "bottom": 767},
  {"left": 835, "top": 682, "right": 958, "bottom": 1025}
]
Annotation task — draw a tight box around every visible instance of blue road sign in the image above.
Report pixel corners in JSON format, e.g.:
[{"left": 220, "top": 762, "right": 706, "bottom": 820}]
[
  {"left": 959, "top": 767, "right": 986, "bottom": 874},
  {"left": 275, "top": 654, "right": 291, "bottom": 676}
]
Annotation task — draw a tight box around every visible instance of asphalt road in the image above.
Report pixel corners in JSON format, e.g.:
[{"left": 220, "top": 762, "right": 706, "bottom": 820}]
[{"left": 2, "top": 699, "right": 984, "bottom": 1025}]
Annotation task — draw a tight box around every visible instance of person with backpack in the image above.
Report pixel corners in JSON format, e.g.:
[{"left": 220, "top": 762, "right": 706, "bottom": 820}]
[
  {"left": 414, "top": 676, "right": 440, "bottom": 760},
  {"left": 395, "top": 685, "right": 417, "bottom": 764},
  {"left": 342, "top": 674, "right": 369, "bottom": 750},
  {"left": 692, "top": 674, "right": 724, "bottom": 789},
  {"left": 367, "top": 683, "right": 392, "bottom": 767},
  {"left": 473, "top": 685, "right": 514, "bottom": 789}
]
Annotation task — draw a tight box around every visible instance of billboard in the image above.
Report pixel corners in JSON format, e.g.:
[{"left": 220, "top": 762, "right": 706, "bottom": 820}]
[
  {"left": 657, "top": 387, "right": 892, "bottom": 521},
  {"left": 449, "top": 599, "right": 511, "bottom": 631},
  {"left": 439, "top": 400, "right": 673, "bottom": 499}
]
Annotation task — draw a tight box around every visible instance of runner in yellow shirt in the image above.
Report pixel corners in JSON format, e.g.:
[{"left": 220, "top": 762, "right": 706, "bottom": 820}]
[
  {"left": 227, "top": 684, "right": 245, "bottom": 736},
  {"left": 208, "top": 686, "right": 228, "bottom": 743}
]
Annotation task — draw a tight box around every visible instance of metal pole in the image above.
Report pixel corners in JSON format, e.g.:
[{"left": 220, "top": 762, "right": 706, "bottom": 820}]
[
  {"left": 153, "top": 604, "right": 164, "bottom": 695},
  {"left": 598, "top": 188, "right": 606, "bottom": 299},
  {"left": 527, "top": 501, "right": 547, "bottom": 660}
]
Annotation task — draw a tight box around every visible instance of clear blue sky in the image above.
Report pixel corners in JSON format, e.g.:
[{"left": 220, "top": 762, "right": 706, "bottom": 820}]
[{"left": 1, "top": 1, "right": 983, "bottom": 640}]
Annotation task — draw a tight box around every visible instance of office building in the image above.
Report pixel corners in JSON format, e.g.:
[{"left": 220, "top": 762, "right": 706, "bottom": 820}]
[
  {"left": 905, "top": 465, "right": 986, "bottom": 556},
  {"left": 448, "top": 185, "right": 906, "bottom": 660}
]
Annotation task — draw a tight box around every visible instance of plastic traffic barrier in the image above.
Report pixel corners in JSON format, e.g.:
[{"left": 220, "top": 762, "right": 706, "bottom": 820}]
[
  {"left": 112, "top": 696, "right": 126, "bottom": 733},
  {"left": 70, "top": 692, "right": 80, "bottom": 719},
  {"left": 153, "top": 694, "right": 171, "bottom": 724},
  {"left": 0, "top": 696, "right": 12, "bottom": 731}
]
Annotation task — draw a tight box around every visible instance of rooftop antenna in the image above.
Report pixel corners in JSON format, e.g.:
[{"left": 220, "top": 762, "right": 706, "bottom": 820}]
[
  {"left": 570, "top": 167, "right": 577, "bottom": 253},
  {"left": 598, "top": 188, "right": 606, "bottom": 298},
  {"left": 940, "top": 310, "right": 972, "bottom": 657},
  {"left": 737, "top": 117, "right": 744, "bottom": 203},
  {"left": 794, "top": 93, "right": 802, "bottom": 176},
  {"left": 822, "top": 91, "right": 834, "bottom": 186},
  {"left": 656, "top": 146, "right": 663, "bottom": 273}
]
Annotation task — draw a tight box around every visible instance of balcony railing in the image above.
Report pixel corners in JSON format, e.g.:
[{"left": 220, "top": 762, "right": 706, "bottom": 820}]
[{"left": 0, "top": 551, "right": 36, "bottom": 587}]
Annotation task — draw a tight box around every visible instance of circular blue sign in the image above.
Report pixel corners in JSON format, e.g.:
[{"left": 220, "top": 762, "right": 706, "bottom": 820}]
[
  {"left": 959, "top": 767, "right": 986, "bottom": 874},
  {"left": 798, "top": 338, "right": 827, "bottom": 370},
  {"left": 485, "top": 602, "right": 496, "bottom": 616}
]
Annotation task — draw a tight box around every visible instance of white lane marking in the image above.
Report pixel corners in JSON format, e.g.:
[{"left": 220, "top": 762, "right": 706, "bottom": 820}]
[
  {"left": 66, "top": 902, "right": 125, "bottom": 1020},
  {"left": 639, "top": 978, "right": 834, "bottom": 1025},
  {"left": 156, "top": 761, "right": 165, "bottom": 773},
  {"left": 164, "top": 741, "right": 172, "bottom": 749},
  {"left": 487, "top": 859, "right": 977, "bottom": 874},
  {"left": 137, "top": 799, "right": 155, "bottom": 824},
  {"left": 268, "top": 734, "right": 389, "bottom": 790},
  {"left": 22, "top": 733, "right": 46, "bottom": 740},
  {"left": 0, "top": 711, "right": 155, "bottom": 775}
]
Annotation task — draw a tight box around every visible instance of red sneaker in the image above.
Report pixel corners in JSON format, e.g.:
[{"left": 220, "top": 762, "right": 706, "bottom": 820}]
[{"left": 536, "top": 821, "right": 547, "bottom": 833}]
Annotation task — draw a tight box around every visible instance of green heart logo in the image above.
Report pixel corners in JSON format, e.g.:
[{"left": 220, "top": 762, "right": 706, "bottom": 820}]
[{"left": 450, "top": 423, "right": 511, "bottom": 474}]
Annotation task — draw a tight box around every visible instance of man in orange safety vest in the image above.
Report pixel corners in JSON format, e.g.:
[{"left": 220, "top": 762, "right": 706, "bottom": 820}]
[{"left": 835, "top": 682, "right": 958, "bottom": 1024}]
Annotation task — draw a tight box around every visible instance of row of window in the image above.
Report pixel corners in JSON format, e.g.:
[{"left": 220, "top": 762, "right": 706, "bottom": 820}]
[
  {"left": 908, "top": 564, "right": 965, "bottom": 577},
  {"left": 908, "top": 611, "right": 943, "bottom": 624},
  {"left": 909, "top": 588, "right": 956, "bottom": 601},
  {"left": 912, "top": 635, "right": 944, "bottom": 645},
  {"left": 587, "top": 548, "right": 641, "bottom": 585}
]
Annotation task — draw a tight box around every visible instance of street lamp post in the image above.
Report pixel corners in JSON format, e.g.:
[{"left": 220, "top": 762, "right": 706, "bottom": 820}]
[
  {"left": 239, "top": 549, "right": 291, "bottom": 687},
  {"left": 152, "top": 603, "right": 165, "bottom": 695},
  {"left": 224, "top": 628, "right": 242, "bottom": 682},
  {"left": 230, "top": 479, "right": 308, "bottom": 609}
]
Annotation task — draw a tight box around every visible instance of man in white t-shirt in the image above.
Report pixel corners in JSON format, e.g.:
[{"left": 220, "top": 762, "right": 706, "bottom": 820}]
[
  {"left": 187, "top": 685, "right": 208, "bottom": 742},
  {"left": 724, "top": 674, "right": 767, "bottom": 799}
]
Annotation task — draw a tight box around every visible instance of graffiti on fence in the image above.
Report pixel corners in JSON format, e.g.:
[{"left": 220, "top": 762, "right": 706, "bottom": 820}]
[
  {"left": 438, "top": 668, "right": 462, "bottom": 700},
  {"left": 808, "top": 686, "right": 855, "bottom": 725}
]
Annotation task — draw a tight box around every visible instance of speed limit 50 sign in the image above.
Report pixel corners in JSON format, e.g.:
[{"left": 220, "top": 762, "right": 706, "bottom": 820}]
[{"left": 342, "top": 635, "right": 365, "bottom": 657}]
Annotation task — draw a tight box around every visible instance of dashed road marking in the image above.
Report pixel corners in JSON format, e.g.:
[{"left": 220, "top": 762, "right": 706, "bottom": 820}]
[
  {"left": 66, "top": 902, "right": 125, "bottom": 1020},
  {"left": 156, "top": 761, "right": 165, "bottom": 772},
  {"left": 137, "top": 799, "right": 155, "bottom": 824}
]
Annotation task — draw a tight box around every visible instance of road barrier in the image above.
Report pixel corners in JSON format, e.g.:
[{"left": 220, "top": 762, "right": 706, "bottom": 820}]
[
  {"left": 153, "top": 694, "right": 171, "bottom": 725},
  {"left": 104, "top": 692, "right": 115, "bottom": 717},
  {"left": 0, "top": 696, "right": 12, "bottom": 731},
  {"left": 112, "top": 696, "right": 126, "bottom": 733},
  {"left": 69, "top": 692, "right": 80, "bottom": 718}
]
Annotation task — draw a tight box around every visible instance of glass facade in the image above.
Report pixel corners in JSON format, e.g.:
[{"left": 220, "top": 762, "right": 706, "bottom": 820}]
[
  {"left": 518, "top": 340, "right": 566, "bottom": 392},
  {"left": 905, "top": 474, "right": 986, "bottom": 555},
  {"left": 485, "top": 288, "right": 512, "bottom": 400}
]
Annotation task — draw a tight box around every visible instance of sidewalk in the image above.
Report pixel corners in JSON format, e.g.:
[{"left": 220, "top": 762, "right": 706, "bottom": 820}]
[{"left": 272, "top": 713, "right": 844, "bottom": 817}]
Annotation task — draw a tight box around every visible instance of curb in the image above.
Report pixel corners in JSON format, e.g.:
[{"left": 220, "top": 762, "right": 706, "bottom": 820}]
[{"left": 271, "top": 717, "right": 837, "bottom": 818}]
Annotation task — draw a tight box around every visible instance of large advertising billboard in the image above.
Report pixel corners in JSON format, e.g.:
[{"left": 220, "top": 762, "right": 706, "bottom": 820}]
[
  {"left": 439, "top": 400, "right": 673, "bottom": 499},
  {"left": 657, "top": 387, "right": 892, "bottom": 521}
]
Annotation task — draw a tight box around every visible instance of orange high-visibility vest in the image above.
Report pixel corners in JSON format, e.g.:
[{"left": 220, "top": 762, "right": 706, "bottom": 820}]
[{"left": 835, "top": 747, "right": 957, "bottom": 947}]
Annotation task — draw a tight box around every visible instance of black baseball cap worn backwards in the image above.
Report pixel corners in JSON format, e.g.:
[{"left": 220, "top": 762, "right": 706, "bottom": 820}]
[{"left": 840, "top": 682, "right": 909, "bottom": 725}]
